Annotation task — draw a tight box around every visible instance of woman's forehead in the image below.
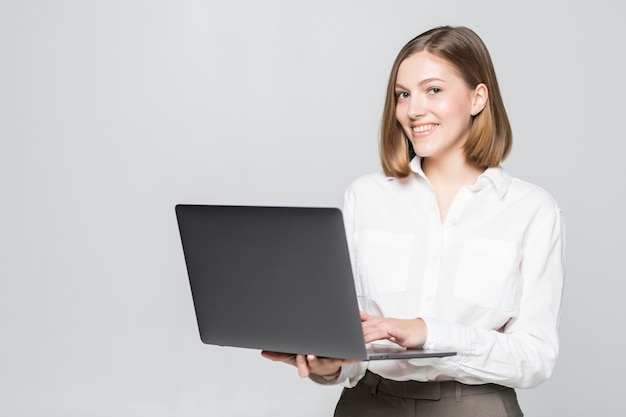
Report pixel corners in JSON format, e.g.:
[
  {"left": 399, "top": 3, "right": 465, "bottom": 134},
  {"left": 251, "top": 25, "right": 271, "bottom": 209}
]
[{"left": 396, "top": 52, "right": 463, "bottom": 84}]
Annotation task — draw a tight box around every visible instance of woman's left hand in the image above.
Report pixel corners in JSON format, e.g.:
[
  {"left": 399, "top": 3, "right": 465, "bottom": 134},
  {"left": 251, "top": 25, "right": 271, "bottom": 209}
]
[
  {"left": 261, "top": 351, "right": 354, "bottom": 379},
  {"left": 360, "top": 311, "right": 428, "bottom": 348}
]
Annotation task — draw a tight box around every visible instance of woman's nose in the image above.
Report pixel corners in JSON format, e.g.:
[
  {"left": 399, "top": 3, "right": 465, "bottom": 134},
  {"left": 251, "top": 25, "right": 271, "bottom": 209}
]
[{"left": 408, "top": 97, "right": 425, "bottom": 118}]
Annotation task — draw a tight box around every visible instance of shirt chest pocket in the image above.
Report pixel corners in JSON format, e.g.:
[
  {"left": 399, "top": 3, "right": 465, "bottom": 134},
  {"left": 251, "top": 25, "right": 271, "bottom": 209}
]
[
  {"left": 354, "top": 230, "right": 415, "bottom": 296},
  {"left": 453, "top": 238, "right": 521, "bottom": 311}
]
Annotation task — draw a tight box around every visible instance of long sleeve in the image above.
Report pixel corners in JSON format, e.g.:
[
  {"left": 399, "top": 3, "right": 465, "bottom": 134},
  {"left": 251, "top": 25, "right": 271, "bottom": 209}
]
[
  {"left": 421, "top": 197, "right": 565, "bottom": 388},
  {"left": 334, "top": 166, "right": 565, "bottom": 389}
]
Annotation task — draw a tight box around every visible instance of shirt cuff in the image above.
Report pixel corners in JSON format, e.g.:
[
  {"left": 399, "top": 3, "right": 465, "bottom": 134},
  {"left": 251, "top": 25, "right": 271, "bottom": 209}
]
[
  {"left": 309, "top": 362, "right": 366, "bottom": 387},
  {"left": 421, "top": 316, "right": 471, "bottom": 354}
]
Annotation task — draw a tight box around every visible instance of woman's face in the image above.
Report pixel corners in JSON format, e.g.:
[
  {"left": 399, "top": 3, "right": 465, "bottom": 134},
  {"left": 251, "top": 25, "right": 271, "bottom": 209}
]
[{"left": 394, "top": 51, "right": 482, "bottom": 164}]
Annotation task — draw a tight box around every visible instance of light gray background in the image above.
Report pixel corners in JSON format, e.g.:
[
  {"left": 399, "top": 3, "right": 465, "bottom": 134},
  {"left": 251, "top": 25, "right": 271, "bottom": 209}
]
[{"left": 1, "top": 1, "right": 623, "bottom": 416}]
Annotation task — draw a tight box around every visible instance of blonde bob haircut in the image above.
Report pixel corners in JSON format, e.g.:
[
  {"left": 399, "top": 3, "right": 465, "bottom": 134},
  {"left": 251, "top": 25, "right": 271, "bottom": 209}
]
[{"left": 380, "top": 26, "right": 512, "bottom": 178}]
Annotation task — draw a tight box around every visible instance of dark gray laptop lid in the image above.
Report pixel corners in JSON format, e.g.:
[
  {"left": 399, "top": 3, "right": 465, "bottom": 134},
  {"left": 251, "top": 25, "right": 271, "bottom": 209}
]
[{"left": 176, "top": 204, "right": 368, "bottom": 360}]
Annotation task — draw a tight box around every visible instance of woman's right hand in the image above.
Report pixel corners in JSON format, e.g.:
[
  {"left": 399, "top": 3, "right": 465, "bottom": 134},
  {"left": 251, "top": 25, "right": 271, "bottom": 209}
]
[
  {"left": 360, "top": 311, "right": 428, "bottom": 348},
  {"left": 261, "top": 351, "right": 353, "bottom": 379}
]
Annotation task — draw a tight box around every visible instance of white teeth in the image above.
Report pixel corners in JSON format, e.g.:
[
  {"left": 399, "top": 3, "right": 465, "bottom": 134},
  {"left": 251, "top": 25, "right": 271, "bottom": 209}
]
[{"left": 413, "top": 124, "right": 436, "bottom": 133}]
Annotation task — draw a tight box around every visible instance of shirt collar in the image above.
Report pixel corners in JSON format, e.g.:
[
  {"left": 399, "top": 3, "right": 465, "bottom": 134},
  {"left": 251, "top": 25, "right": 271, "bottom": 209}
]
[
  {"left": 409, "top": 157, "right": 427, "bottom": 178},
  {"left": 471, "top": 166, "right": 512, "bottom": 199},
  {"left": 408, "top": 157, "right": 512, "bottom": 199}
]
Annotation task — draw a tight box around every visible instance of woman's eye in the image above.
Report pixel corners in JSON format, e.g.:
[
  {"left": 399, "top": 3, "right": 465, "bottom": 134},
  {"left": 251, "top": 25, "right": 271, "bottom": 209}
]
[
  {"left": 396, "top": 91, "right": 409, "bottom": 99},
  {"left": 427, "top": 87, "right": 441, "bottom": 95}
]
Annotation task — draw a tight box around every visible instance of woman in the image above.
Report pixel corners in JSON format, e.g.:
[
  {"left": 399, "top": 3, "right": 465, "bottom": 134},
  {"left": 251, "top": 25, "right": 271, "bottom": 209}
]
[{"left": 263, "top": 25, "right": 565, "bottom": 416}]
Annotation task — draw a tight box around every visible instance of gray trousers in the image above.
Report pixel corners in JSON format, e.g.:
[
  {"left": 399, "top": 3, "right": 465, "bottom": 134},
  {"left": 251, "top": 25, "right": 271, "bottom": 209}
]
[{"left": 334, "top": 371, "right": 523, "bottom": 417}]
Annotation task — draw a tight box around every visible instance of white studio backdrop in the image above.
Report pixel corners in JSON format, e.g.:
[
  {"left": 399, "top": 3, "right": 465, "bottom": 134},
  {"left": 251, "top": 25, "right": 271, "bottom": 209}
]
[{"left": 1, "top": 1, "right": 624, "bottom": 416}]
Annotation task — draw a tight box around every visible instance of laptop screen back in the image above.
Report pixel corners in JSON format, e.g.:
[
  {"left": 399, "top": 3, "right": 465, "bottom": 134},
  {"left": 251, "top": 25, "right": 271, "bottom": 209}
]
[{"left": 175, "top": 204, "right": 367, "bottom": 360}]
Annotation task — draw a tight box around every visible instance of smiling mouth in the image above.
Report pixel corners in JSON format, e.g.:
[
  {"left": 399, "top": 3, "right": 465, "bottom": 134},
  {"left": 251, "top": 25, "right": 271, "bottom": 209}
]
[{"left": 412, "top": 124, "right": 438, "bottom": 133}]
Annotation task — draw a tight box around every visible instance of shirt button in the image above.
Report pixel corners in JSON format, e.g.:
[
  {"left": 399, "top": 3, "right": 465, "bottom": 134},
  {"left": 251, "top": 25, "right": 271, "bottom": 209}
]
[{"left": 450, "top": 218, "right": 458, "bottom": 225}]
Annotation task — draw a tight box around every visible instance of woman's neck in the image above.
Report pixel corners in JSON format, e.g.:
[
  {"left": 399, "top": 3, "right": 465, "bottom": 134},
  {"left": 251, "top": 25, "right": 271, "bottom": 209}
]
[
  {"left": 422, "top": 156, "right": 483, "bottom": 186},
  {"left": 421, "top": 156, "right": 484, "bottom": 222}
]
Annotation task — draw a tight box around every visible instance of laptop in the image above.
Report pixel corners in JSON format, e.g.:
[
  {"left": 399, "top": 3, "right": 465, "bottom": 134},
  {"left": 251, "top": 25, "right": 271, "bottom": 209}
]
[{"left": 175, "top": 204, "right": 456, "bottom": 361}]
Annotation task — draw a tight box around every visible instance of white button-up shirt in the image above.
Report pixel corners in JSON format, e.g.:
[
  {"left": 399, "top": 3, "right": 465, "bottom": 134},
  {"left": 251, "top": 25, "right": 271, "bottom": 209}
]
[{"left": 337, "top": 158, "right": 565, "bottom": 389}]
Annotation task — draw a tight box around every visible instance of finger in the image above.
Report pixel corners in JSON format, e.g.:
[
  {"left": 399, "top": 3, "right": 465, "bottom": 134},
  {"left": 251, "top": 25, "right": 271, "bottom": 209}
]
[
  {"left": 261, "top": 351, "right": 280, "bottom": 361},
  {"left": 295, "top": 354, "right": 310, "bottom": 378},
  {"left": 306, "top": 354, "right": 333, "bottom": 372},
  {"left": 305, "top": 354, "right": 321, "bottom": 373},
  {"left": 363, "top": 320, "right": 395, "bottom": 343},
  {"left": 388, "top": 324, "right": 423, "bottom": 348},
  {"left": 360, "top": 311, "right": 372, "bottom": 321},
  {"left": 308, "top": 355, "right": 345, "bottom": 378},
  {"left": 261, "top": 351, "right": 284, "bottom": 360},
  {"left": 364, "top": 329, "right": 394, "bottom": 343},
  {"left": 261, "top": 351, "right": 296, "bottom": 365},
  {"left": 386, "top": 329, "right": 407, "bottom": 345}
]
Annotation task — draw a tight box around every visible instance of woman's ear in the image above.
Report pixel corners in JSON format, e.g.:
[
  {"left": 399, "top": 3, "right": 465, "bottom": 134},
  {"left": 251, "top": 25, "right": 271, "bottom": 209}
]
[{"left": 470, "top": 83, "right": 488, "bottom": 116}]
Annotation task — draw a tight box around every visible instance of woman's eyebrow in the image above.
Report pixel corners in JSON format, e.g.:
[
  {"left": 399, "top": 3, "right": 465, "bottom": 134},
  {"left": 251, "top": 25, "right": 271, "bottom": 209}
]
[
  {"left": 418, "top": 77, "right": 446, "bottom": 86},
  {"left": 394, "top": 82, "right": 409, "bottom": 90},
  {"left": 395, "top": 78, "right": 446, "bottom": 90}
]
